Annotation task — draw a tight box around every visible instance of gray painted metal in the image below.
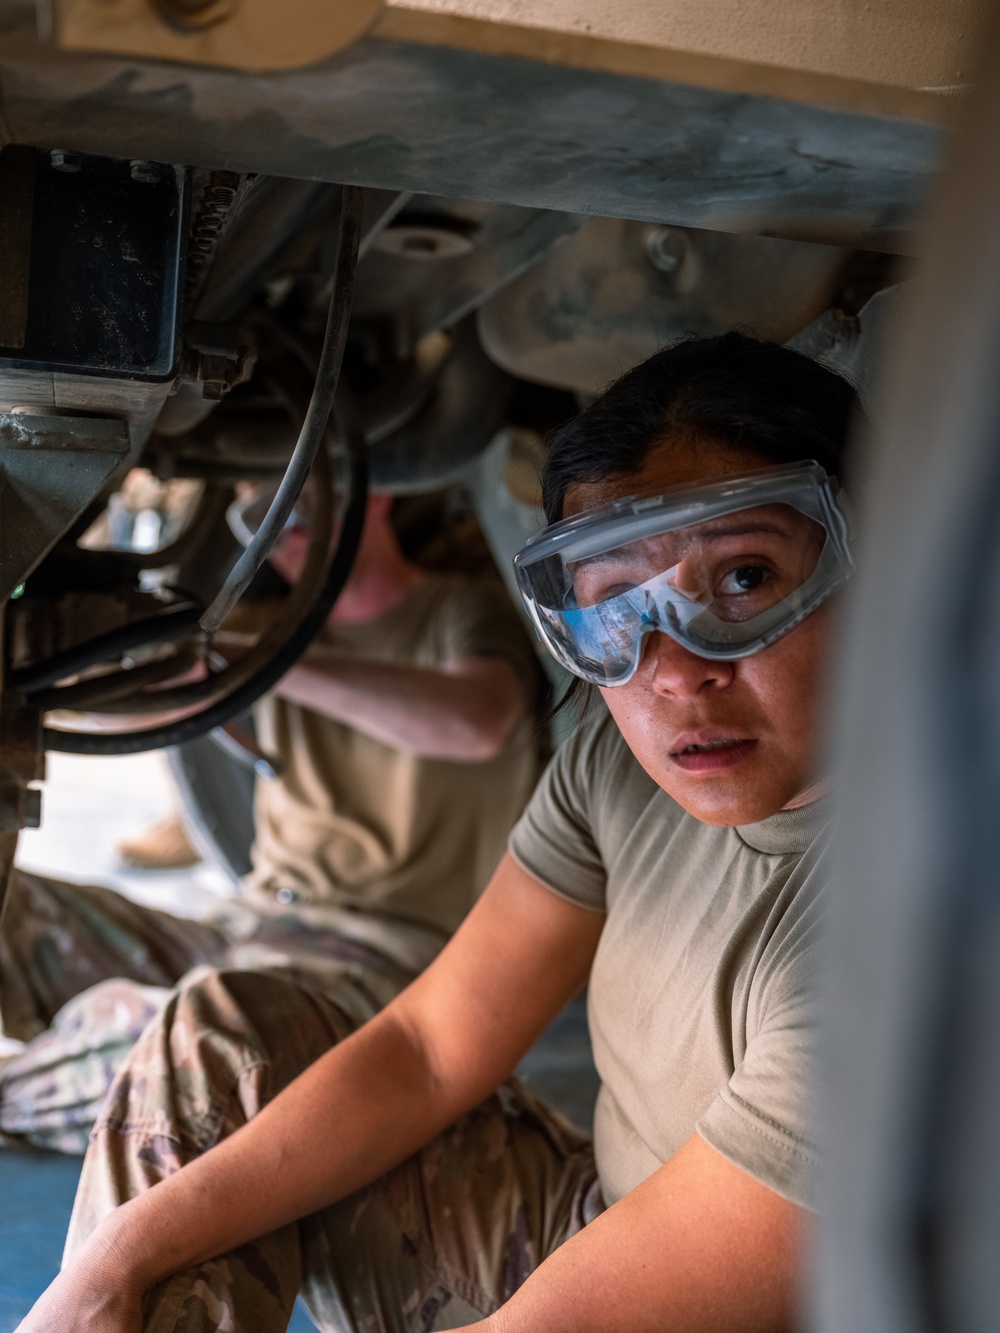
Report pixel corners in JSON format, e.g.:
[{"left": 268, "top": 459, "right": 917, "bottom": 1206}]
[
  {"left": 0, "top": 8, "right": 941, "bottom": 252},
  {"left": 0, "top": 413, "right": 128, "bottom": 601},
  {"left": 815, "top": 8, "right": 1000, "bottom": 1329}
]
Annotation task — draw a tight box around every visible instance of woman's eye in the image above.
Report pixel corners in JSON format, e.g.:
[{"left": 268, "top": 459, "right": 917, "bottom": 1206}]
[{"left": 717, "top": 564, "right": 770, "bottom": 595}]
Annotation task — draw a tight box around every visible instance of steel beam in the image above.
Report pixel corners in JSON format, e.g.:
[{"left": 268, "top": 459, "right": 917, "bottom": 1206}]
[{"left": 0, "top": 7, "right": 942, "bottom": 252}]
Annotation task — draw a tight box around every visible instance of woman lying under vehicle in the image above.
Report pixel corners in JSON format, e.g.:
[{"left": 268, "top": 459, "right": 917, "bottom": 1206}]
[{"left": 18, "top": 331, "right": 856, "bottom": 1333}]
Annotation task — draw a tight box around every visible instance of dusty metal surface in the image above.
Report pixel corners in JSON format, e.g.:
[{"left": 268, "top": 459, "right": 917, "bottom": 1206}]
[
  {"left": 0, "top": 7, "right": 941, "bottom": 252},
  {"left": 478, "top": 216, "right": 851, "bottom": 393},
  {"left": 0, "top": 414, "right": 129, "bottom": 602},
  {"left": 48, "top": 0, "right": 987, "bottom": 122}
]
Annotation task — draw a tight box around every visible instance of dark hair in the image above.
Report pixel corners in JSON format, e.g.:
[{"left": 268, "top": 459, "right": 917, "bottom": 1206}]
[
  {"left": 542, "top": 331, "right": 859, "bottom": 524},
  {"left": 540, "top": 332, "right": 861, "bottom": 718}
]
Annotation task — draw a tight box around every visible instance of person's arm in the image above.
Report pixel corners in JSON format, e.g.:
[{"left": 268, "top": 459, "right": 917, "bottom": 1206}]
[
  {"left": 17, "top": 854, "right": 604, "bottom": 1333},
  {"left": 456, "top": 1134, "right": 804, "bottom": 1333},
  {"left": 274, "top": 648, "right": 527, "bottom": 760}
]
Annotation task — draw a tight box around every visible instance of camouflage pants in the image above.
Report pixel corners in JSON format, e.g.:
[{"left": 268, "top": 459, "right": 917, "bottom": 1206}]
[
  {"left": 0, "top": 869, "right": 446, "bottom": 1154},
  {"left": 65, "top": 966, "right": 601, "bottom": 1332}
]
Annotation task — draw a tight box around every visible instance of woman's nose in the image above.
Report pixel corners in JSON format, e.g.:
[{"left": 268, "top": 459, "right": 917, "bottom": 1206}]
[{"left": 644, "top": 630, "right": 735, "bottom": 696}]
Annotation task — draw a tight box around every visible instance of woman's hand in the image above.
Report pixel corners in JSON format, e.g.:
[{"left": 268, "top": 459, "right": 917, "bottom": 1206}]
[
  {"left": 15, "top": 1263, "right": 143, "bottom": 1333},
  {"left": 15, "top": 1221, "right": 146, "bottom": 1333}
]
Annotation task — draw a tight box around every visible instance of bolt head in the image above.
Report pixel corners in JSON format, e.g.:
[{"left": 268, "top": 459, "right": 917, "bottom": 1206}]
[
  {"left": 50, "top": 150, "right": 83, "bottom": 174},
  {"left": 130, "top": 160, "right": 163, "bottom": 184}
]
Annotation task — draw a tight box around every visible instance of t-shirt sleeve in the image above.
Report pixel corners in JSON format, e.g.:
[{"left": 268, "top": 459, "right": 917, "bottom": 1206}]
[
  {"left": 695, "top": 869, "right": 824, "bottom": 1210},
  {"left": 507, "top": 714, "right": 611, "bottom": 912}
]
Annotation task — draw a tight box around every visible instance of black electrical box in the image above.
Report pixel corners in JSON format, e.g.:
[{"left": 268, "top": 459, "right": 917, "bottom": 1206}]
[{"left": 0, "top": 145, "right": 186, "bottom": 382}]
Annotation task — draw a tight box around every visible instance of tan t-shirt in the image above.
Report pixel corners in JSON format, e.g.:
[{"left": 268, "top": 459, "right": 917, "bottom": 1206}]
[
  {"left": 508, "top": 708, "right": 828, "bottom": 1210},
  {"left": 246, "top": 574, "right": 544, "bottom": 936}
]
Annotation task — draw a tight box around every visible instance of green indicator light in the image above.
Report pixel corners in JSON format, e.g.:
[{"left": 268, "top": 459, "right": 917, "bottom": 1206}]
[{"left": 10, "top": 583, "right": 25, "bottom": 600}]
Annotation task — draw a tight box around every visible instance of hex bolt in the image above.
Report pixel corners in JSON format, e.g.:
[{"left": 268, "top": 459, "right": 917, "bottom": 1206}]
[
  {"left": 50, "top": 150, "right": 83, "bottom": 174},
  {"left": 130, "top": 160, "right": 163, "bottom": 184}
]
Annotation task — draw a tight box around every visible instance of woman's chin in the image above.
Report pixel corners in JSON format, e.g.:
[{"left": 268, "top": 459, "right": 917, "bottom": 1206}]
[{"left": 648, "top": 760, "right": 804, "bottom": 827}]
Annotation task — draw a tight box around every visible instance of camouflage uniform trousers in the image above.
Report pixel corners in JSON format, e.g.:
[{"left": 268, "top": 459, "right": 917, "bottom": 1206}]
[
  {"left": 0, "top": 868, "right": 447, "bottom": 1155},
  {"left": 65, "top": 966, "right": 602, "bottom": 1331}
]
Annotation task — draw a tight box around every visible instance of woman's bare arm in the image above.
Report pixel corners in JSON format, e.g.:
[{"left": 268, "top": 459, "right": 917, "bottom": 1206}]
[
  {"left": 18, "top": 855, "right": 603, "bottom": 1331},
  {"left": 274, "top": 651, "right": 527, "bottom": 760},
  {"left": 469, "top": 1133, "right": 804, "bottom": 1333}
]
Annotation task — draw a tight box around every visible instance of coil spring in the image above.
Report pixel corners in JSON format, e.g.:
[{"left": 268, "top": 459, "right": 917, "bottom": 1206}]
[{"left": 185, "top": 171, "right": 243, "bottom": 305}]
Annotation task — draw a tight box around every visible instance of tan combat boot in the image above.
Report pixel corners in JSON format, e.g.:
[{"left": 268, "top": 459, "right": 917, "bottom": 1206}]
[{"left": 116, "top": 813, "right": 202, "bottom": 871}]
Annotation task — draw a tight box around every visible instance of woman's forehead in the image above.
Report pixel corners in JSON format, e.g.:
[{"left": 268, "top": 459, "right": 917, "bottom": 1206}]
[{"left": 562, "top": 438, "right": 773, "bottom": 517}]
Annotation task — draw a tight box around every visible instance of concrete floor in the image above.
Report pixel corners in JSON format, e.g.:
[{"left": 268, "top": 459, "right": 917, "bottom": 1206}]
[
  {"left": 15, "top": 750, "right": 233, "bottom": 920},
  {"left": 0, "top": 750, "right": 599, "bottom": 1330}
]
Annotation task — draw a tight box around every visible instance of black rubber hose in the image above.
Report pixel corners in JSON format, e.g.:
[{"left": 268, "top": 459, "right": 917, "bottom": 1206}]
[
  {"left": 42, "top": 420, "right": 367, "bottom": 754},
  {"left": 200, "top": 184, "right": 362, "bottom": 633},
  {"left": 29, "top": 645, "right": 202, "bottom": 712},
  {"left": 42, "top": 183, "right": 367, "bottom": 756},
  {"left": 13, "top": 604, "right": 202, "bottom": 695}
]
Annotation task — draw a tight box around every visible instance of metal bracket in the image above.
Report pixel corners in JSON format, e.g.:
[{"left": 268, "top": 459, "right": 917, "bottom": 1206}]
[
  {"left": 0, "top": 414, "right": 130, "bottom": 604},
  {"left": 184, "top": 321, "right": 254, "bottom": 401},
  {"left": 54, "top": 0, "right": 383, "bottom": 71}
]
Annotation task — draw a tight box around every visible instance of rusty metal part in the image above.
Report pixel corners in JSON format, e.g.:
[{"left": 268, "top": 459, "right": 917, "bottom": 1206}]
[
  {"left": 184, "top": 168, "right": 247, "bottom": 308},
  {"left": 0, "top": 414, "right": 130, "bottom": 603},
  {"left": 54, "top": 0, "right": 384, "bottom": 71},
  {"left": 183, "top": 321, "right": 254, "bottom": 401},
  {"left": 0, "top": 10, "right": 940, "bottom": 253},
  {"left": 477, "top": 216, "right": 851, "bottom": 393}
]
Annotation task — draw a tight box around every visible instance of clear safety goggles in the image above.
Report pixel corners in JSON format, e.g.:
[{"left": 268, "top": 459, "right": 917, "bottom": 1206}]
[{"left": 513, "top": 461, "right": 853, "bottom": 687}]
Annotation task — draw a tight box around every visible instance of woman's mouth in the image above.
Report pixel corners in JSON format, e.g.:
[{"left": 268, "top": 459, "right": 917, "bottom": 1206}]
[{"left": 669, "top": 737, "right": 758, "bottom": 773}]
